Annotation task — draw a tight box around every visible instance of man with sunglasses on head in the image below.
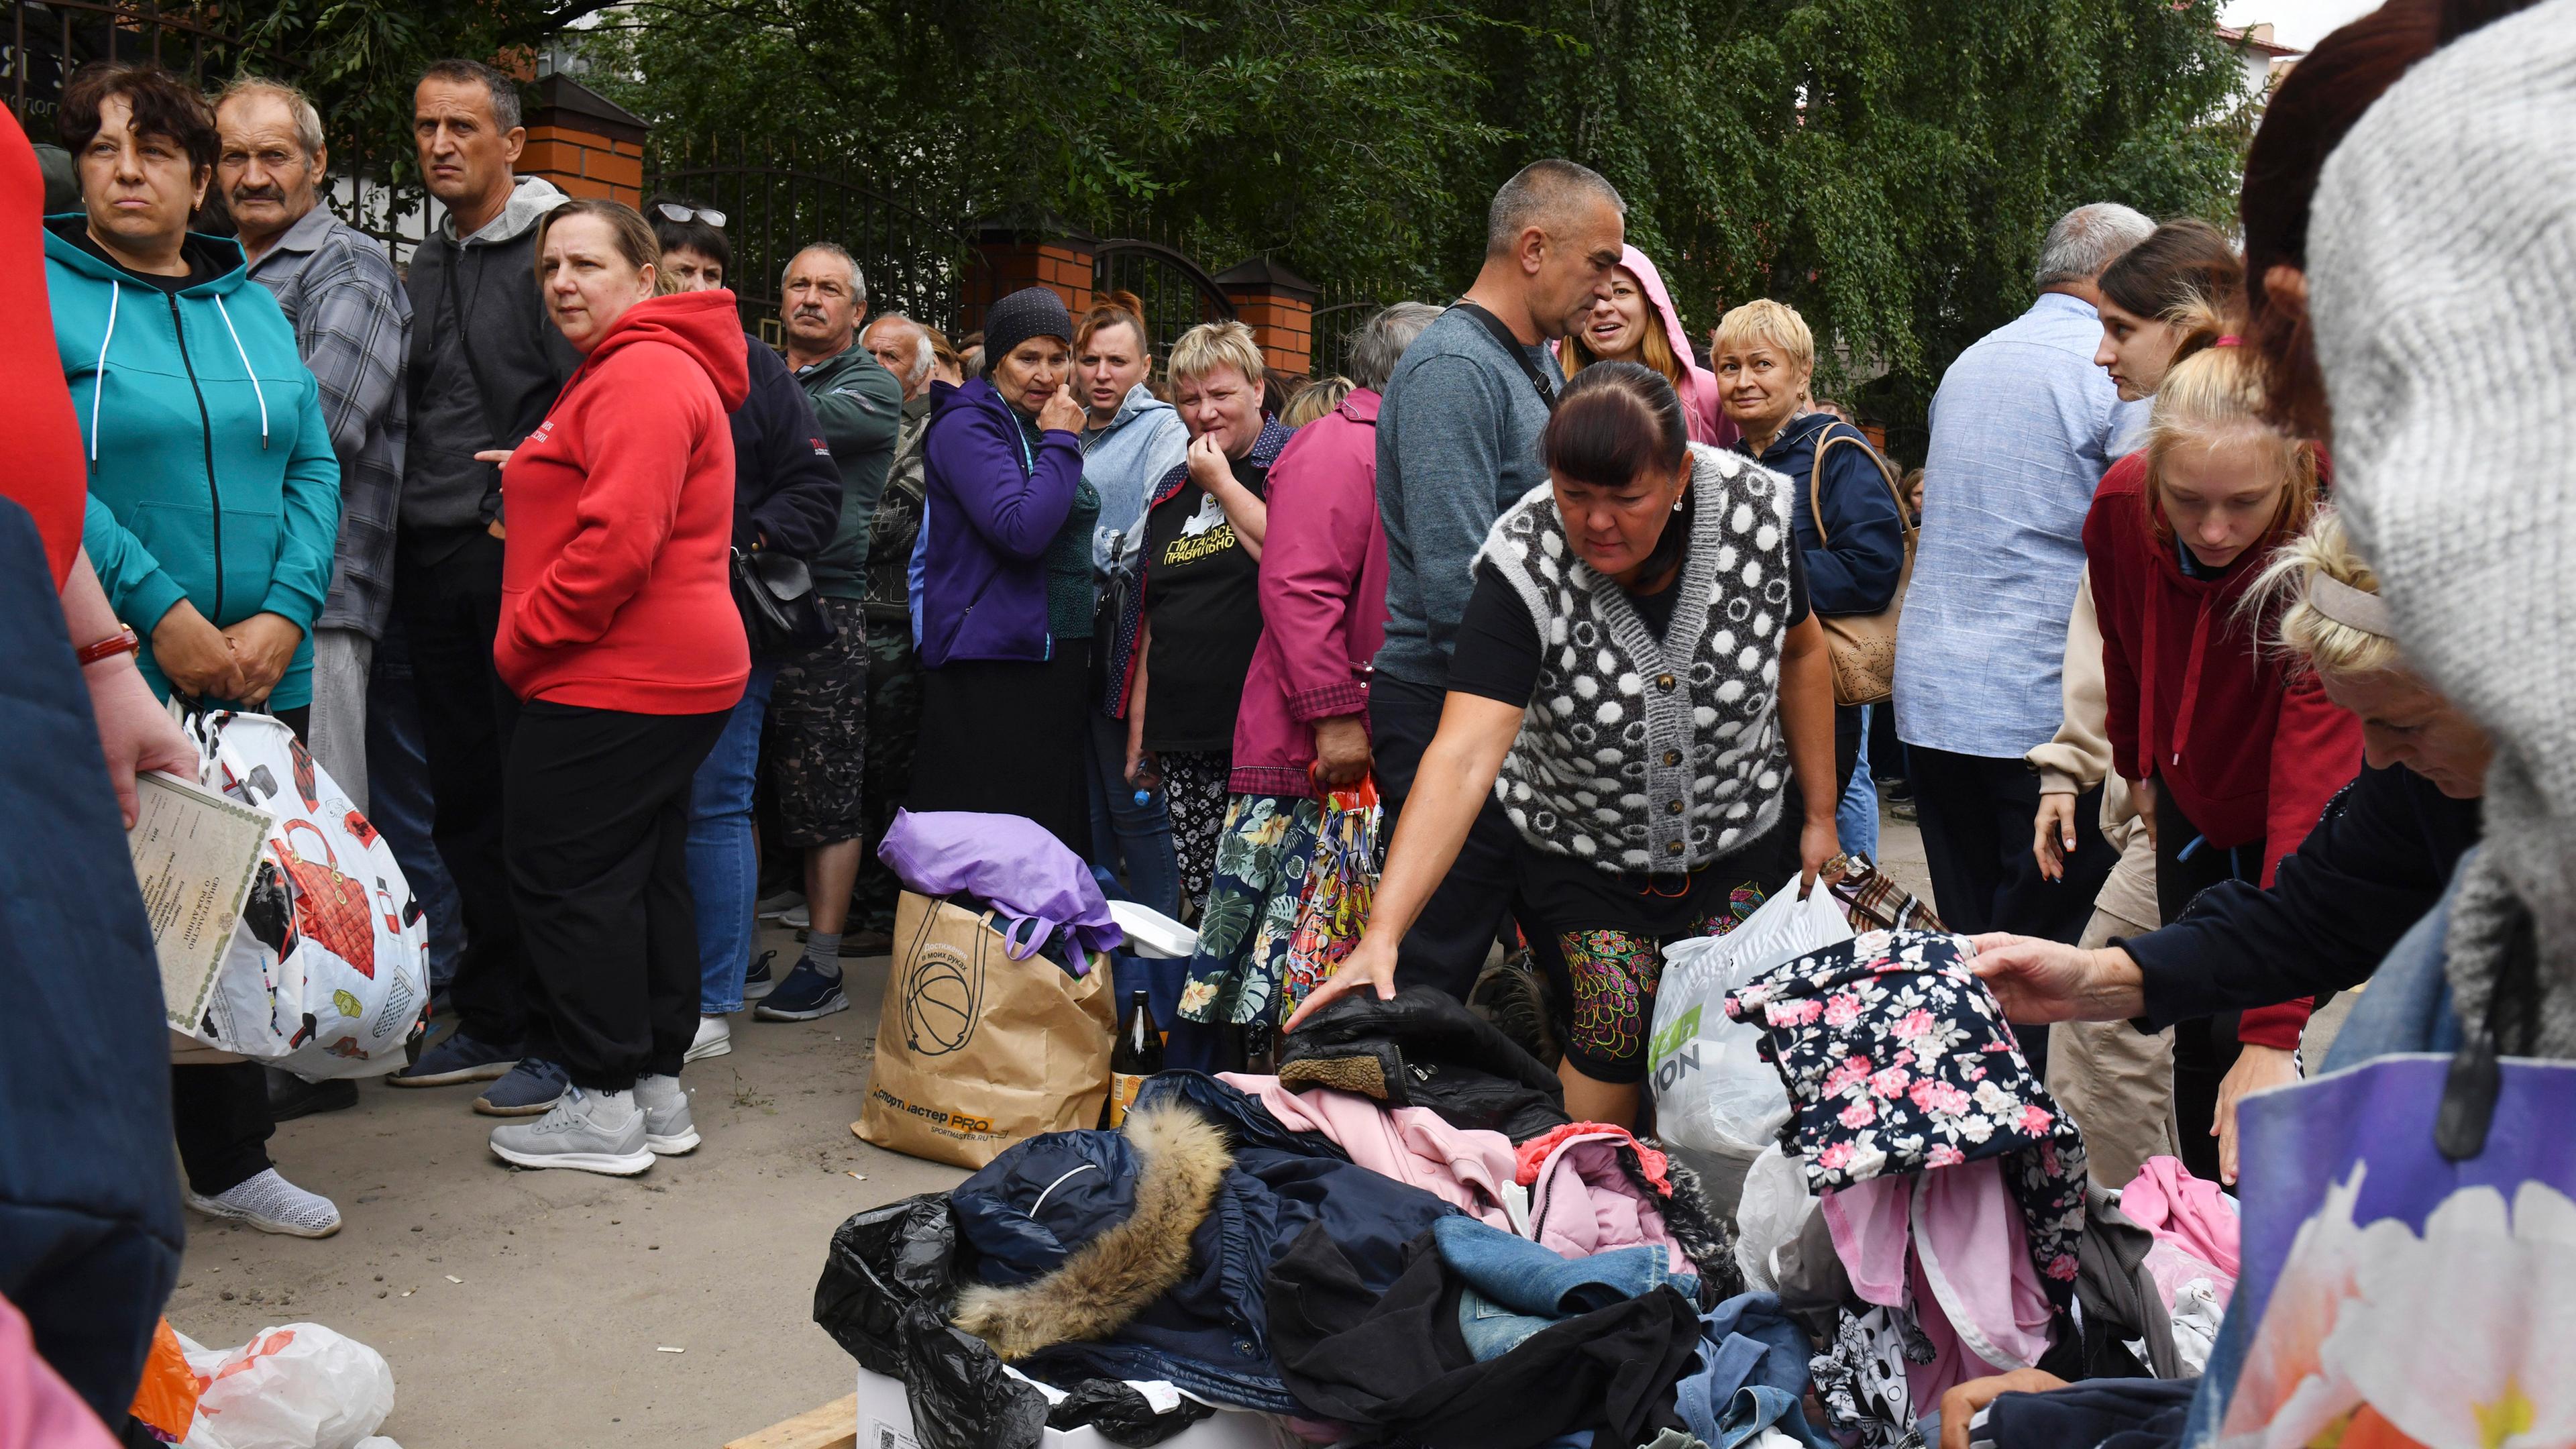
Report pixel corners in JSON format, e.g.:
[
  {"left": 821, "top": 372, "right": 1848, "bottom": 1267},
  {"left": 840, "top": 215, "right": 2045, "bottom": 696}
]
[
  {"left": 645, "top": 199, "right": 843, "bottom": 1060},
  {"left": 384, "top": 58, "right": 581, "bottom": 1112}
]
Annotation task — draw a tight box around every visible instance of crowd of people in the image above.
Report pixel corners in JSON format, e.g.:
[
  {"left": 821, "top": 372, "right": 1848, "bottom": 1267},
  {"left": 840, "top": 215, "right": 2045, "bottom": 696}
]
[{"left": 3, "top": 0, "right": 2572, "bottom": 1436}]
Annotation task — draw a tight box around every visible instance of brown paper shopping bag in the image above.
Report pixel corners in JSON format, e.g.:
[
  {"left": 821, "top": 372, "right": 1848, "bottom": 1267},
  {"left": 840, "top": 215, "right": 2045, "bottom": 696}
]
[{"left": 855, "top": 891, "right": 1116, "bottom": 1168}]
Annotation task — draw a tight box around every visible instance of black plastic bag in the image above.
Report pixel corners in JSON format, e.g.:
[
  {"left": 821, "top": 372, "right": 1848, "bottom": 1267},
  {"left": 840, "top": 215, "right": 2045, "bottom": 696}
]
[
  {"left": 1046, "top": 1380, "right": 1218, "bottom": 1446},
  {"left": 901, "top": 1301, "right": 1051, "bottom": 1449},
  {"left": 813, "top": 1193, "right": 963, "bottom": 1376}
]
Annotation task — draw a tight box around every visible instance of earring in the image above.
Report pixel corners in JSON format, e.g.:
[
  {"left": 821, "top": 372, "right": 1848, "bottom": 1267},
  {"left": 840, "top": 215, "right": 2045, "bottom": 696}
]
[{"left": 1672, "top": 493, "right": 1685, "bottom": 513}]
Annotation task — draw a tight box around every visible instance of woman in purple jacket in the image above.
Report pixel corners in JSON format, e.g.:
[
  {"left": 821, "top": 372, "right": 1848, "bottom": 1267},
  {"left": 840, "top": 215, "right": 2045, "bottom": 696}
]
[{"left": 908, "top": 286, "right": 1099, "bottom": 854}]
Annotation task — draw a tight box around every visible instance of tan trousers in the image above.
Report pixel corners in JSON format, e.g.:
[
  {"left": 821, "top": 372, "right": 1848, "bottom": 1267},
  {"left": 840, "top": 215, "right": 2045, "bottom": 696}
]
[{"left": 2044, "top": 830, "right": 2182, "bottom": 1188}]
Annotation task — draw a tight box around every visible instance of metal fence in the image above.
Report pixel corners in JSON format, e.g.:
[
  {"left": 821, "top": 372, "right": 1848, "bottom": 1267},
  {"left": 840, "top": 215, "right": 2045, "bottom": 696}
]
[
  {"left": 4, "top": 0, "right": 294, "bottom": 131},
  {"left": 1091, "top": 236, "right": 1236, "bottom": 367},
  {"left": 649, "top": 134, "right": 984, "bottom": 343}
]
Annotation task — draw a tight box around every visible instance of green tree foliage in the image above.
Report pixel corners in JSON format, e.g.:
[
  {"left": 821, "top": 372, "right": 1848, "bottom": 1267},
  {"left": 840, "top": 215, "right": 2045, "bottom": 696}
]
[{"left": 241, "top": 0, "right": 2247, "bottom": 432}]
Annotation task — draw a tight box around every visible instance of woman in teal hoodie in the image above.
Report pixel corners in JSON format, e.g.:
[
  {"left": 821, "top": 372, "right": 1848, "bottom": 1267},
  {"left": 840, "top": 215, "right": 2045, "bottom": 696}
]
[
  {"left": 46, "top": 62, "right": 343, "bottom": 1244},
  {"left": 48, "top": 64, "right": 338, "bottom": 718}
]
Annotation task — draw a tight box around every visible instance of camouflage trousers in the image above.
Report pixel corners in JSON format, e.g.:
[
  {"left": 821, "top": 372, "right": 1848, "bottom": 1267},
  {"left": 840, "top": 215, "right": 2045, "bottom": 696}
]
[{"left": 854, "top": 610, "right": 921, "bottom": 933}]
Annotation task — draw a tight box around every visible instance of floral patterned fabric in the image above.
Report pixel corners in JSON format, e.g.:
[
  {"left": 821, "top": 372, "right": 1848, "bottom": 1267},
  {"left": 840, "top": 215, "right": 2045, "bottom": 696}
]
[
  {"left": 1724, "top": 929, "right": 2088, "bottom": 1313},
  {"left": 1279, "top": 782, "right": 1378, "bottom": 1018},
  {"left": 1176, "top": 794, "right": 1322, "bottom": 1026}
]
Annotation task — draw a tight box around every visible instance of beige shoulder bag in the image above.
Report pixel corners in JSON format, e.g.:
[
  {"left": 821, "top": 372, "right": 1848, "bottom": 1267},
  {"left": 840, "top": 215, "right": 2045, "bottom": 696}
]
[{"left": 1805, "top": 430, "right": 1917, "bottom": 706}]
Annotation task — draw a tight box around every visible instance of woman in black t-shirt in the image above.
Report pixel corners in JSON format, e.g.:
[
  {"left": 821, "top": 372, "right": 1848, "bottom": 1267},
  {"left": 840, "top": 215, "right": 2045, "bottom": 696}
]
[
  {"left": 1285, "top": 362, "right": 1841, "bottom": 1130},
  {"left": 1113, "top": 321, "right": 1291, "bottom": 910}
]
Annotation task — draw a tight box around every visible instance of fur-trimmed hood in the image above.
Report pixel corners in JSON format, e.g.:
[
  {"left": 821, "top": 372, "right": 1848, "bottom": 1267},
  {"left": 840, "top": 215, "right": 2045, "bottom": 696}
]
[
  {"left": 943, "top": 1074, "right": 1464, "bottom": 1413},
  {"left": 953, "top": 1102, "right": 1230, "bottom": 1358}
]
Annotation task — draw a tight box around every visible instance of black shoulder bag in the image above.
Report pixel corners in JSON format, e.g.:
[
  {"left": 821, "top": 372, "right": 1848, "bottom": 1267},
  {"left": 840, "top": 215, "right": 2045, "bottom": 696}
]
[{"left": 733, "top": 546, "right": 838, "bottom": 658}]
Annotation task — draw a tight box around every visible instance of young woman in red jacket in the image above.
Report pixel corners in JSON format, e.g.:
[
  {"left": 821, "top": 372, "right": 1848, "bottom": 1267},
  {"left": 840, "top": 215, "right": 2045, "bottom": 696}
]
[
  {"left": 2083, "top": 315, "right": 2360, "bottom": 1186},
  {"left": 482, "top": 199, "right": 750, "bottom": 1177}
]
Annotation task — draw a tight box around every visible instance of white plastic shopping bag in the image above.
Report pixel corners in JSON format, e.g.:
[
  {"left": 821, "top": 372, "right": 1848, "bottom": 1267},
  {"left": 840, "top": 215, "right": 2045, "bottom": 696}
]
[
  {"left": 182, "top": 712, "right": 429, "bottom": 1077},
  {"left": 1648, "top": 875, "right": 1851, "bottom": 1156},
  {"left": 1731, "top": 1143, "right": 1819, "bottom": 1291},
  {"left": 177, "top": 1323, "right": 396, "bottom": 1449}
]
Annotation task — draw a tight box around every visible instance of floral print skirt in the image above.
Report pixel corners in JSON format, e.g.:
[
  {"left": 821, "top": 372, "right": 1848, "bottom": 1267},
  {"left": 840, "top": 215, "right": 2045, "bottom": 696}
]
[{"left": 1175, "top": 793, "right": 1323, "bottom": 1027}]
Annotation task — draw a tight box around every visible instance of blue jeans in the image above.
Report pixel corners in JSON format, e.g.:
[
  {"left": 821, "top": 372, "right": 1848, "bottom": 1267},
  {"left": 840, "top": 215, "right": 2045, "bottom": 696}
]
[
  {"left": 688, "top": 661, "right": 778, "bottom": 1014},
  {"left": 1837, "top": 704, "right": 1881, "bottom": 860},
  {"left": 1083, "top": 707, "right": 1181, "bottom": 917},
  {"left": 366, "top": 617, "right": 466, "bottom": 989},
  {"left": 1432, "top": 1216, "right": 1696, "bottom": 1360}
]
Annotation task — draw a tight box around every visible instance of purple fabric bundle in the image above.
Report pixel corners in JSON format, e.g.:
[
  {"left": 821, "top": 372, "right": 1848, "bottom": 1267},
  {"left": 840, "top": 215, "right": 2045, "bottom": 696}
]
[{"left": 876, "top": 808, "right": 1126, "bottom": 964}]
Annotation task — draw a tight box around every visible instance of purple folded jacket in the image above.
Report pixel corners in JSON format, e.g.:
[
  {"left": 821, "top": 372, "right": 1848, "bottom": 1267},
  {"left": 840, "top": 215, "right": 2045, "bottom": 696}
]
[{"left": 875, "top": 808, "right": 1126, "bottom": 965}]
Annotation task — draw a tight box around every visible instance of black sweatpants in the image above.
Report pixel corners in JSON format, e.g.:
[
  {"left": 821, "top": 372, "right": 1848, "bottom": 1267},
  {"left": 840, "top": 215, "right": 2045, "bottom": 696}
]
[
  {"left": 169, "top": 703, "right": 309, "bottom": 1200},
  {"left": 1907, "top": 744, "right": 2120, "bottom": 1078},
  {"left": 2153, "top": 789, "right": 2261, "bottom": 1184},
  {"left": 504, "top": 700, "right": 729, "bottom": 1091},
  {"left": 396, "top": 531, "right": 529, "bottom": 1048},
  {"left": 1371, "top": 675, "right": 1533, "bottom": 1002}
]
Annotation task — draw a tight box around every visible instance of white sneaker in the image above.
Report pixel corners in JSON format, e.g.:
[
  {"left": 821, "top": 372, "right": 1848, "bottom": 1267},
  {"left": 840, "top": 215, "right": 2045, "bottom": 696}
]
[
  {"left": 780, "top": 902, "right": 811, "bottom": 930},
  {"left": 756, "top": 889, "right": 806, "bottom": 921},
  {"left": 489, "top": 1085, "right": 653, "bottom": 1175},
  {"left": 184, "top": 1167, "right": 343, "bottom": 1238},
  {"left": 686, "top": 1014, "right": 732, "bottom": 1062},
  {"left": 634, "top": 1074, "right": 700, "bottom": 1155}
]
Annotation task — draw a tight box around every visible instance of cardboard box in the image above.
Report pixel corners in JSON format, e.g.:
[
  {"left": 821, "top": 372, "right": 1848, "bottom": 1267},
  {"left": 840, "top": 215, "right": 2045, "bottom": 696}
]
[{"left": 851, "top": 1365, "right": 1295, "bottom": 1449}]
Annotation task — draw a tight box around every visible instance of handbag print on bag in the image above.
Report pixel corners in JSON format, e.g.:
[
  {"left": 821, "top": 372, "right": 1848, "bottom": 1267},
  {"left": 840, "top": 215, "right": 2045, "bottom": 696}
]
[{"left": 276, "top": 819, "right": 374, "bottom": 979}]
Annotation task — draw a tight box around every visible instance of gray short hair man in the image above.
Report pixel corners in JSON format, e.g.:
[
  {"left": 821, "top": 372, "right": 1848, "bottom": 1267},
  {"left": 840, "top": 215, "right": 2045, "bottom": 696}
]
[
  {"left": 1891, "top": 200, "right": 2153, "bottom": 946},
  {"left": 862, "top": 311, "right": 934, "bottom": 401},
  {"left": 1366, "top": 162, "right": 1627, "bottom": 998},
  {"left": 215, "top": 77, "right": 412, "bottom": 820},
  {"left": 1346, "top": 301, "right": 1441, "bottom": 394}
]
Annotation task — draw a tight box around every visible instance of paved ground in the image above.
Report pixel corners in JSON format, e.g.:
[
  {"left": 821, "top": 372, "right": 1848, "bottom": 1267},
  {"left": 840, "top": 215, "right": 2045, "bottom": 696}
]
[{"left": 168, "top": 810, "right": 1941, "bottom": 1449}]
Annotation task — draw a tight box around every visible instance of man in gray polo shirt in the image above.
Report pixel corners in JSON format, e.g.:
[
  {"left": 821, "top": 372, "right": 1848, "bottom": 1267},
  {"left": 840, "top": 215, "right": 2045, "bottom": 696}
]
[{"left": 1371, "top": 158, "right": 1626, "bottom": 999}]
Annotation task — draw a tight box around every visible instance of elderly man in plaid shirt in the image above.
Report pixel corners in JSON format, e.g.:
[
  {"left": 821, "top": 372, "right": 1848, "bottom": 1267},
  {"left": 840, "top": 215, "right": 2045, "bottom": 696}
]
[{"left": 213, "top": 77, "right": 410, "bottom": 811}]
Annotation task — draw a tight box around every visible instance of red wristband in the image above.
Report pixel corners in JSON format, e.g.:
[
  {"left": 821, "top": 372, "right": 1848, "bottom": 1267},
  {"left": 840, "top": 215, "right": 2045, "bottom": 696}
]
[{"left": 76, "top": 625, "right": 140, "bottom": 667}]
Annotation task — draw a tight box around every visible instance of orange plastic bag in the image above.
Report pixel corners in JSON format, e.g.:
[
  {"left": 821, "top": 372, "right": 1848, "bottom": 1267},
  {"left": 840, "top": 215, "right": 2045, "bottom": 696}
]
[{"left": 127, "top": 1318, "right": 200, "bottom": 1444}]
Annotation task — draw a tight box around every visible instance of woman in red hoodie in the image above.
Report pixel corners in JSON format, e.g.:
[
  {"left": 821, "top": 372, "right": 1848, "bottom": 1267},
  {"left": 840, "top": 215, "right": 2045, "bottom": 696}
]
[
  {"left": 484, "top": 198, "right": 749, "bottom": 1177},
  {"left": 2084, "top": 316, "right": 2359, "bottom": 1185}
]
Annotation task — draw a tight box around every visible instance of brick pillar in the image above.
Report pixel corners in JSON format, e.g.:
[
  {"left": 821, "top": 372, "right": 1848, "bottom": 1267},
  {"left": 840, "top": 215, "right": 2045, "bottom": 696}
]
[
  {"left": 517, "top": 73, "right": 647, "bottom": 207},
  {"left": 1214, "top": 257, "right": 1320, "bottom": 376},
  {"left": 966, "top": 219, "right": 1097, "bottom": 335}
]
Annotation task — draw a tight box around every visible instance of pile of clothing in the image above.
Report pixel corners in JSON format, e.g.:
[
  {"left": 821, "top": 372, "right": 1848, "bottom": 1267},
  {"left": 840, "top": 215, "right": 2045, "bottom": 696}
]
[{"left": 812, "top": 936, "right": 2224, "bottom": 1449}]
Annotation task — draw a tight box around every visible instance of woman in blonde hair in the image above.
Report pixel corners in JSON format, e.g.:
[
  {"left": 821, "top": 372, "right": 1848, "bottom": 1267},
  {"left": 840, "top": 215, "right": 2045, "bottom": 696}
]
[
  {"left": 2066, "top": 326, "right": 2361, "bottom": 1183},
  {"left": 1978, "top": 507, "right": 2488, "bottom": 1188},
  {"left": 1111, "top": 319, "right": 1291, "bottom": 912}
]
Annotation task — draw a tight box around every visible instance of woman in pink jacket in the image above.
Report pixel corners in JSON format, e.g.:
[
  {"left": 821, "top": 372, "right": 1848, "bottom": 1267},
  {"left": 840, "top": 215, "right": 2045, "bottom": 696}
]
[
  {"left": 1560, "top": 246, "right": 1739, "bottom": 448},
  {"left": 1169, "top": 304, "right": 1441, "bottom": 1065}
]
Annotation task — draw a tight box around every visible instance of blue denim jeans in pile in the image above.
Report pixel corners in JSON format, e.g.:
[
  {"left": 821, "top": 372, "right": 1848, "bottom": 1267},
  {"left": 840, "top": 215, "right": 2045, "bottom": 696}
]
[
  {"left": 688, "top": 661, "right": 779, "bottom": 1015},
  {"left": 1432, "top": 1215, "right": 1698, "bottom": 1360}
]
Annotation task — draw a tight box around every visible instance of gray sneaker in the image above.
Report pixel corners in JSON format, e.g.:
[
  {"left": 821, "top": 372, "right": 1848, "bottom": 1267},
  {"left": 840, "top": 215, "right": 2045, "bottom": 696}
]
[
  {"left": 633, "top": 1074, "right": 700, "bottom": 1155},
  {"left": 489, "top": 1085, "right": 654, "bottom": 1176}
]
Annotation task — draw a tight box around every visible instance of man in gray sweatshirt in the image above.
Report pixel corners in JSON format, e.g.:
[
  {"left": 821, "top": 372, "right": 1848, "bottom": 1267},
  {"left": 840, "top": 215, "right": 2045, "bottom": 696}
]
[
  {"left": 386, "top": 59, "right": 580, "bottom": 1109},
  {"left": 1371, "top": 158, "right": 1626, "bottom": 1000}
]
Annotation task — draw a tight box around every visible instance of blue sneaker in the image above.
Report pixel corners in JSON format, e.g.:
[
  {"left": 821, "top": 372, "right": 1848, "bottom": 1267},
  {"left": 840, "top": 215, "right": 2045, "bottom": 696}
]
[
  {"left": 388, "top": 1030, "right": 520, "bottom": 1088},
  {"left": 753, "top": 959, "right": 847, "bottom": 1022},
  {"left": 473, "top": 1057, "right": 569, "bottom": 1117},
  {"left": 742, "top": 949, "right": 779, "bottom": 1002}
]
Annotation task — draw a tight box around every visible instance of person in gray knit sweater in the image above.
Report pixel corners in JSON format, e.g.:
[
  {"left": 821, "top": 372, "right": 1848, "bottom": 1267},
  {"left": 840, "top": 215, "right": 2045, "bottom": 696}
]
[{"left": 1289, "top": 363, "right": 1839, "bottom": 1128}]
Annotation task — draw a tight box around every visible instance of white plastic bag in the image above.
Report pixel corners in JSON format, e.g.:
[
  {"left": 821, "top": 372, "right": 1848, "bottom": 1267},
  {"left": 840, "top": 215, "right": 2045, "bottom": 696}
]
[
  {"left": 1648, "top": 875, "right": 1851, "bottom": 1155},
  {"left": 177, "top": 1323, "right": 396, "bottom": 1449},
  {"left": 186, "top": 712, "right": 429, "bottom": 1077},
  {"left": 1732, "top": 1143, "right": 1819, "bottom": 1291}
]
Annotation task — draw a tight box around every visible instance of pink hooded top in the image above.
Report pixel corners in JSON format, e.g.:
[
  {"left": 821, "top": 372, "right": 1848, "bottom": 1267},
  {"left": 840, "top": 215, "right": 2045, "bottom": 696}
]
[{"left": 1558, "top": 247, "right": 1739, "bottom": 448}]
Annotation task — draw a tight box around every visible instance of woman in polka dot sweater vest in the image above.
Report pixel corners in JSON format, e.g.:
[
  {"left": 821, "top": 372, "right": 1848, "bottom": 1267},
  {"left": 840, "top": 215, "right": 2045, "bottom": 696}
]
[{"left": 1287, "top": 362, "right": 1840, "bottom": 1126}]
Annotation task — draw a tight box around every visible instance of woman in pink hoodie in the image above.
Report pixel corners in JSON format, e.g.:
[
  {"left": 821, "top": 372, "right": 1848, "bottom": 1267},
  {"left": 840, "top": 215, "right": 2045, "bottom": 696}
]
[{"left": 1560, "top": 246, "right": 1739, "bottom": 448}]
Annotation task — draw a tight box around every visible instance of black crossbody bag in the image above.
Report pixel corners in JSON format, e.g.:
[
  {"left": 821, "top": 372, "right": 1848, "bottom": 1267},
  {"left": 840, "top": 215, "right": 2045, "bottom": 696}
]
[{"left": 1452, "top": 300, "right": 1558, "bottom": 413}]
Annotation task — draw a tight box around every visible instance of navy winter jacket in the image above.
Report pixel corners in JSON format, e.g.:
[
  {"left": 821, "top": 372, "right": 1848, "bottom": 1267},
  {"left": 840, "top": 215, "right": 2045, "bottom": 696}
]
[
  {"left": 916, "top": 376, "right": 1085, "bottom": 667},
  {"left": 948, "top": 1071, "right": 1458, "bottom": 1411},
  {"left": 729, "top": 333, "right": 842, "bottom": 559},
  {"left": 1738, "top": 411, "right": 1905, "bottom": 617}
]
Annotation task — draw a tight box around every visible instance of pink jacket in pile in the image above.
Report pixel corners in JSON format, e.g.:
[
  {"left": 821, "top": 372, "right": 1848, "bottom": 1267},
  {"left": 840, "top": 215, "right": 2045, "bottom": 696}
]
[{"left": 1228, "top": 390, "right": 1391, "bottom": 798}]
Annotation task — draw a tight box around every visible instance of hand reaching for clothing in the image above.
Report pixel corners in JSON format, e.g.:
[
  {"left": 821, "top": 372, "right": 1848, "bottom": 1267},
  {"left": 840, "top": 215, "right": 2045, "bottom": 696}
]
[
  {"left": 1937, "top": 1369, "right": 2069, "bottom": 1449},
  {"left": 152, "top": 600, "right": 245, "bottom": 702},
  {"left": 1799, "top": 815, "right": 1838, "bottom": 895},
  {"left": 221, "top": 612, "right": 304, "bottom": 706},
  {"left": 1284, "top": 930, "right": 1398, "bottom": 1032},
  {"left": 2214, "top": 1042, "right": 2299, "bottom": 1186}
]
